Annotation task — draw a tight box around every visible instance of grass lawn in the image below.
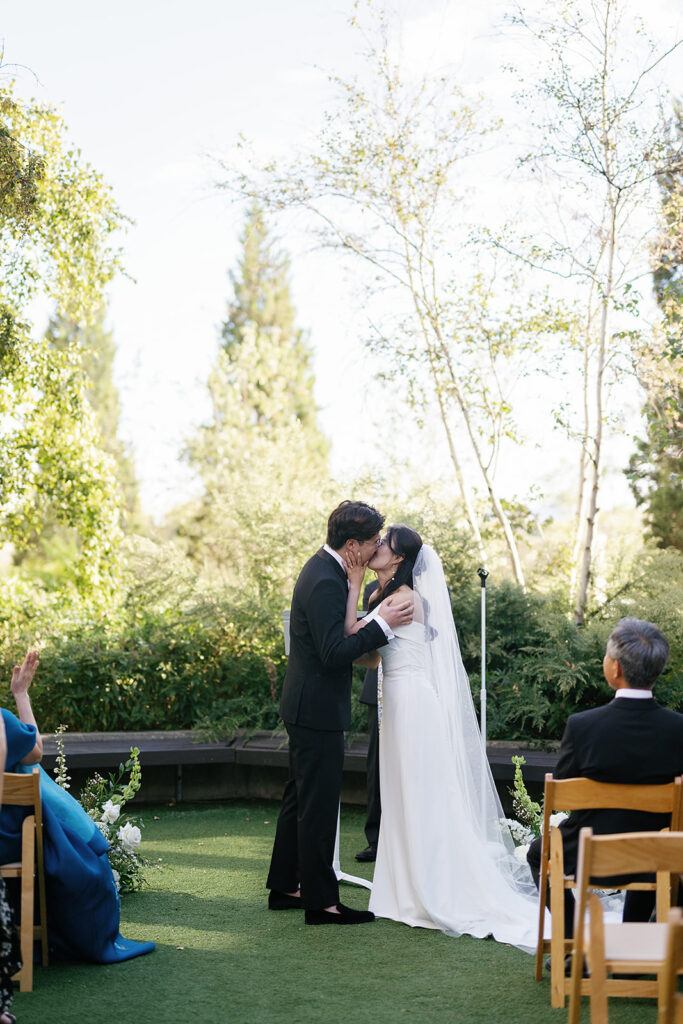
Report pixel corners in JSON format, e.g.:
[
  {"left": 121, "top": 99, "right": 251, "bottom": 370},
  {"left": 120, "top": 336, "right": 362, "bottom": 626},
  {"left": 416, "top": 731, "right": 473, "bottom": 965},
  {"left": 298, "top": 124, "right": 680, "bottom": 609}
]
[{"left": 14, "top": 801, "right": 657, "bottom": 1024}]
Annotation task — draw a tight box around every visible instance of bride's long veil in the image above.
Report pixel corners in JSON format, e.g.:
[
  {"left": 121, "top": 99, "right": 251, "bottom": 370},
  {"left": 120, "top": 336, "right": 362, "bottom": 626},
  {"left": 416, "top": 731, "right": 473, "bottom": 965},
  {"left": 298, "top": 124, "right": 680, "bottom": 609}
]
[{"left": 413, "top": 545, "right": 536, "bottom": 898}]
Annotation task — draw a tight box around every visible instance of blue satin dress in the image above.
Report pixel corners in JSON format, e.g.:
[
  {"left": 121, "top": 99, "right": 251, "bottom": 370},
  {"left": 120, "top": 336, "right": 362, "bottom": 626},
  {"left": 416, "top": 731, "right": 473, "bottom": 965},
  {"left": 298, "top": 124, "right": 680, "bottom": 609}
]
[{"left": 0, "top": 708, "right": 155, "bottom": 963}]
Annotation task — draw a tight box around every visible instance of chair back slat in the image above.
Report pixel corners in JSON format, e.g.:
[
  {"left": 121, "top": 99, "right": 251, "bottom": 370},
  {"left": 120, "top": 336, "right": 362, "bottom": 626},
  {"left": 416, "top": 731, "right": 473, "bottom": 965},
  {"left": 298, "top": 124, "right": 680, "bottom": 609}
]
[
  {"left": 2, "top": 773, "right": 40, "bottom": 806},
  {"left": 546, "top": 776, "right": 681, "bottom": 814},
  {"left": 580, "top": 830, "right": 683, "bottom": 880}
]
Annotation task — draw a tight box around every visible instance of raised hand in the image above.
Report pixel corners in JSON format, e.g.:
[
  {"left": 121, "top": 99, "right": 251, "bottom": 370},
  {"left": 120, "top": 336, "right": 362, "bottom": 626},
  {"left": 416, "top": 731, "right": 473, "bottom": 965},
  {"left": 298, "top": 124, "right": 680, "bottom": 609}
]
[
  {"left": 343, "top": 548, "right": 368, "bottom": 592},
  {"left": 11, "top": 650, "right": 39, "bottom": 698}
]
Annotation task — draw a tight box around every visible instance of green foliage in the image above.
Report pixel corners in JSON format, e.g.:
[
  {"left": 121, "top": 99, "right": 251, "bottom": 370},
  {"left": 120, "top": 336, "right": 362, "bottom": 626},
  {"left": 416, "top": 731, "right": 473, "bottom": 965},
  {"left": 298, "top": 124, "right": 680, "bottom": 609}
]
[
  {"left": 46, "top": 310, "right": 138, "bottom": 517},
  {"left": 627, "top": 379, "right": 683, "bottom": 551},
  {"left": 5, "top": 605, "right": 281, "bottom": 734},
  {"left": 652, "top": 99, "right": 683, "bottom": 352},
  {"left": 0, "top": 312, "right": 123, "bottom": 594},
  {"left": 0, "top": 83, "right": 127, "bottom": 319},
  {"left": 455, "top": 547, "right": 683, "bottom": 742},
  {"left": 0, "top": 80, "right": 129, "bottom": 598},
  {"left": 627, "top": 100, "right": 683, "bottom": 551},
  {"left": 1, "top": 500, "right": 681, "bottom": 745},
  {"left": 454, "top": 578, "right": 607, "bottom": 741}
]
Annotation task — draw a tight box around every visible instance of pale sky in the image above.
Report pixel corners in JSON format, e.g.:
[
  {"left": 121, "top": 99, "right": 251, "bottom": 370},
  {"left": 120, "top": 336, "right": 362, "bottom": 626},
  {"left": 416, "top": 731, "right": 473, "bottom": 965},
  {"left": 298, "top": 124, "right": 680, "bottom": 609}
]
[{"left": 2, "top": 0, "right": 681, "bottom": 518}]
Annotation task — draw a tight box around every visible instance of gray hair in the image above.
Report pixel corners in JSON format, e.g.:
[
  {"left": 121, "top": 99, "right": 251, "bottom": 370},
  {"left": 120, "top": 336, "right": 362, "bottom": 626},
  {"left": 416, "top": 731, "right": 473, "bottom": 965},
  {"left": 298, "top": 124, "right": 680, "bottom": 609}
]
[{"left": 606, "top": 618, "right": 670, "bottom": 689}]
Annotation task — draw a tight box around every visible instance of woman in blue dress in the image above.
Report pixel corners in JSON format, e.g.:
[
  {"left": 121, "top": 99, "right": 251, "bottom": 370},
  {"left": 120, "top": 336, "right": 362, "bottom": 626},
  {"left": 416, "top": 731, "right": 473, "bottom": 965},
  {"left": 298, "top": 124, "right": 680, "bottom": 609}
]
[
  {"left": 0, "top": 714, "right": 20, "bottom": 1024},
  {"left": 0, "top": 651, "right": 155, "bottom": 964}
]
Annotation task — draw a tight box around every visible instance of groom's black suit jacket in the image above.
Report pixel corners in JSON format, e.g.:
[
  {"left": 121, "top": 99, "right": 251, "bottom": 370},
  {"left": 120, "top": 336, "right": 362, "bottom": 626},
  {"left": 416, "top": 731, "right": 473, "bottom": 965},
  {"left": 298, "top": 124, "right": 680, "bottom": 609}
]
[
  {"left": 280, "top": 549, "right": 387, "bottom": 730},
  {"left": 555, "top": 696, "right": 683, "bottom": 873}
]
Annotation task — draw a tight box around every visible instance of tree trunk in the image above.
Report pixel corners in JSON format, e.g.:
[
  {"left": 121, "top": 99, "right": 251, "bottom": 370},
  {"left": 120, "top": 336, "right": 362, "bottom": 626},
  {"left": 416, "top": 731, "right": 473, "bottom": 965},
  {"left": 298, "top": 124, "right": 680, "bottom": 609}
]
[
  {"left": 429, "top": 327, "right": 527, "bottom": 588},
  {"left": 569, "top": 308, "right": 593, "bottom": 608},
  {"left": 573, "top": 200, "right": 617, "bottom": 625},
  {"left": 431, "top": 372, "right": 488, "bottom": 565}
]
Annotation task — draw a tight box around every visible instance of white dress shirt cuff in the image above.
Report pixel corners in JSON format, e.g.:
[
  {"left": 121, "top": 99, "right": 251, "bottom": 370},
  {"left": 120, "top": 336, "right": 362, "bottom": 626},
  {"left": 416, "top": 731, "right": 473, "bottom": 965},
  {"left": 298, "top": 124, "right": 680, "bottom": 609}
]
[{"left": 363, "top": 607, "right": 394, "bottom": 641}]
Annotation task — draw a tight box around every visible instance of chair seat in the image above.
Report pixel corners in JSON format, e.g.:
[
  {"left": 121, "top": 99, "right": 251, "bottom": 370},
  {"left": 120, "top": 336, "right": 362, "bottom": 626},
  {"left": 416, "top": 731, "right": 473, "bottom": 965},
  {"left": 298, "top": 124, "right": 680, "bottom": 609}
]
[
  {"left": 0, "top": 863, "right": 22, "bottom": 876},
  {"left": 601, "top": 922, "right": 669, "bottom": 964}
]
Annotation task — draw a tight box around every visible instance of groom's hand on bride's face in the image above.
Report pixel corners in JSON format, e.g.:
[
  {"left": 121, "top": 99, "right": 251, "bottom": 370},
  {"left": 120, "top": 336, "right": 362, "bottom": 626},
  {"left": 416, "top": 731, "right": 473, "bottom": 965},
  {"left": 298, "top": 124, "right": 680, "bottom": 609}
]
[{"left": 381, "top": 598, "right": 414, "bottom": 629}]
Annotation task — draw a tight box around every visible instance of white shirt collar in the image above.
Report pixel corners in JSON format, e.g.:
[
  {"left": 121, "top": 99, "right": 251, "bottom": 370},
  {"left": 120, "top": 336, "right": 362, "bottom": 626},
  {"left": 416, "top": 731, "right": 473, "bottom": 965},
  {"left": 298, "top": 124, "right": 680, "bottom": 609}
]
[
  {"left": 323, "top": 544, "right": 346, "bottom": 574},
  {"left": 615, "top": 688, "right": 654, "bottom": 700}
]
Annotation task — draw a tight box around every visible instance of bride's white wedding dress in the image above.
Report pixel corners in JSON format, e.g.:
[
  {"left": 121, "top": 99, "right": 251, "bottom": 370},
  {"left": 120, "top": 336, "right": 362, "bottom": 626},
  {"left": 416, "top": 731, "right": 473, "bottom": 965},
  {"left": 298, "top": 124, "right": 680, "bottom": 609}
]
[{"left": 367, "top": 546, "right": 541, "bottom": 951}]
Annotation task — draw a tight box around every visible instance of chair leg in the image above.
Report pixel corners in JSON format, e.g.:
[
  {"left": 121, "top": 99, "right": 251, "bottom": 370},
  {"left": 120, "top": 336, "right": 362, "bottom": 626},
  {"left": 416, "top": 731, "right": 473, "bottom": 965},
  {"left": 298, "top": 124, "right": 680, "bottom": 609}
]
[
  {"left": 549, "top": 832, "right": 566, "bottom": 1008},
  {"left": 18, "top": 816, "right": 35, "bottom": 992},
  {"left": 587, "top": 894, "right": 608, "bottom": 1024},
  {"left": 534, "top": 845, "right": 549, "bottom": 981}
]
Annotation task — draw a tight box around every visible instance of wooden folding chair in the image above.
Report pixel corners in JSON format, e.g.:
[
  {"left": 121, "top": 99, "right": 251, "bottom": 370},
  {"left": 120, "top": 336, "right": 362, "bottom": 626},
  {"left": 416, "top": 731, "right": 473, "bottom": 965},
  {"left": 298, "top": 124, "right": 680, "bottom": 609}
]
[
  {"left": 0, "top": 767, "right": 49, "bottom": 991},
  {"left": 569, "top": 829, "right": 683, "bottom": 1024},
  {"left": 534, "top": 774, "right": 683, "bottom": 1008},
  {"left": 658, "top": 907, "right": 683, "bottom": 1024}
]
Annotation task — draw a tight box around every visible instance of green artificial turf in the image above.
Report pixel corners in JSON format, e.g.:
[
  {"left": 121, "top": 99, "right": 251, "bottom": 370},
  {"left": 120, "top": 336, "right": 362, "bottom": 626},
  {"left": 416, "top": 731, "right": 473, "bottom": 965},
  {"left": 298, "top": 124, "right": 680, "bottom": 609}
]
[{"left": 14, "top": 801, "right": 657, "bottom": 1024}]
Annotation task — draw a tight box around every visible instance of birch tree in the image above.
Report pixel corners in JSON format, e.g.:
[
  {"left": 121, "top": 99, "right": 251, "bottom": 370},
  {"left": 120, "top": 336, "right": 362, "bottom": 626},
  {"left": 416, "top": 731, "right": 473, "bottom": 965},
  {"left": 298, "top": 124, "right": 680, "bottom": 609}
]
[
  {"left": 507, "top": 0, "right": 682, "bottom": 622},
  {"left": 219, "top": 13, "right": 566, "bottom": 585}
]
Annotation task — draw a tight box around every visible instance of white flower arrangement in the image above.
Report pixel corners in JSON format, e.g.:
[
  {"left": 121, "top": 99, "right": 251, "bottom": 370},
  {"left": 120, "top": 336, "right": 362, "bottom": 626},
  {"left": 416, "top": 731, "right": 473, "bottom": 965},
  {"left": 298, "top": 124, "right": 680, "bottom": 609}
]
[
  {"left": 53, "top": 740, "right": 150, "bottom": 894},
  {"left": 502, "top": 757, "right": 568, "bottom": 853}
]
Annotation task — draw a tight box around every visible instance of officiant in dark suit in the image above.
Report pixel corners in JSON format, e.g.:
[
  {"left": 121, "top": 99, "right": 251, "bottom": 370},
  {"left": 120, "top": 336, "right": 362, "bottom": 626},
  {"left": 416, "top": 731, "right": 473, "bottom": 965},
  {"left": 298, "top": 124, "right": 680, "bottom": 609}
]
[
  {"left": 266, "top": 501, "right": 413, "bottom": 925},
  {"left": 527, "top": 617, "right": 683, "bottom": 938}
]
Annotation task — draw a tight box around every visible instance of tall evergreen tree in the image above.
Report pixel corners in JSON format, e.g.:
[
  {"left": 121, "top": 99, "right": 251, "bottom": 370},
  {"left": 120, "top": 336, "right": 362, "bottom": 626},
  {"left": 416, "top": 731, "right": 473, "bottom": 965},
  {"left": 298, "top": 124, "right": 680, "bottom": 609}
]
[
  {"left": 627, "top": 102, "right": 683, "bottom": 551},
  {"left": 184, "top": 205, "right": 330, "bottom": 601},
  {"left": 653, "top": 101, "right": 683, "bottom": 351}
]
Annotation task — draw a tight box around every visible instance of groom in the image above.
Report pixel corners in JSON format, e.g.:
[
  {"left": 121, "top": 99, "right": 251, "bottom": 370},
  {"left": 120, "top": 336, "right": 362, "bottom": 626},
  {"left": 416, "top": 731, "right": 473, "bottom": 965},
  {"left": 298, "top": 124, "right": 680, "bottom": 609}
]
[{"left": 266, "top": 500, "right": 413, "bottom": 924}]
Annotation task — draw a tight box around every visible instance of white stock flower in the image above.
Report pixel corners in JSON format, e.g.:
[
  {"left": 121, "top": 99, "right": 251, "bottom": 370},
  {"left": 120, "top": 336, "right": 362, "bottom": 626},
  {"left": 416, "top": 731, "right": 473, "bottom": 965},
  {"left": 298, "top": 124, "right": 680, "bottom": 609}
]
[
  {"left": 549, "top": 812, "right": 569, "bottom": 829},
  {"left": 112, "top": 869, "right": 121, "bottom": 891},
  {"left": 96, "top": 820, "right": 109, "bottom": 836},
  {"left": 117, "top": 822, "right": 142, "bottom": 852},
  {"left": 101, "top": 800, "right": 121, "bottom": 825}
]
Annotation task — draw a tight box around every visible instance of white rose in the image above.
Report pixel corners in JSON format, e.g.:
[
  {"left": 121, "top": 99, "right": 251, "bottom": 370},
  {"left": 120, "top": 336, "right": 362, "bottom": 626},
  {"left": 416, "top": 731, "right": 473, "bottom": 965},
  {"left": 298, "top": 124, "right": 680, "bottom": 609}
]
[
  {"left": 117, "top": 822, "right": 142, "bottom": 852},
  {"left": 101, "top": 800, "right": 121, "bottom": 825},
  {"left": 513, "top": 843, "right": 530, "bottom": 864},
  {"left": 549, "top": 812, "right": 569, "bottom": 829}
]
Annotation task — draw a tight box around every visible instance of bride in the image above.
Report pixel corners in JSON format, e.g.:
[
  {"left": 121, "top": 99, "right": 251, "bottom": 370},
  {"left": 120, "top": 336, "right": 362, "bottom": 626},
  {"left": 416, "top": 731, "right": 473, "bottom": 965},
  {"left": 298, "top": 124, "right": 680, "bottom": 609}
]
[{"left": 344, "top": 525, "right": 540, "bottom": 951}]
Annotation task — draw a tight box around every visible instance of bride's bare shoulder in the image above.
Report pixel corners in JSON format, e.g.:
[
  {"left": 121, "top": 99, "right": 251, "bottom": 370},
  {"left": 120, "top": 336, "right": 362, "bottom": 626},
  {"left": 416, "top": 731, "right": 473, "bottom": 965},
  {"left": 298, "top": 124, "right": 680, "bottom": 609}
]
[{"left": 384, "top": 585, "right": 424, "bottom": 622}]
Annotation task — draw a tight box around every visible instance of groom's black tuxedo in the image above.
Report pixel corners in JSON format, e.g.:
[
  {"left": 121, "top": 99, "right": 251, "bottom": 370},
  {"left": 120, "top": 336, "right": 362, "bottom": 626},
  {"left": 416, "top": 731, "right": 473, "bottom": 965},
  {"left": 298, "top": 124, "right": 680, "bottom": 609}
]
[
  {"left": 528, "top": 695, "right": 683, "bottom": 933},
  {"left": 267, "top": 548, "right": 387, "bottom": 909}
]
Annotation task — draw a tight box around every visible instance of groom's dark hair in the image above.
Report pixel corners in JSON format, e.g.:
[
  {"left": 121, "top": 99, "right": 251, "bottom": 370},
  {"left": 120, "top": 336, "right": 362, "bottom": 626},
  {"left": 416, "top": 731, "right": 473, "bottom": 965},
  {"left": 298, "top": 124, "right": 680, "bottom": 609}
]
[{"left": 327, "top": 501, "right": 384, "bottom": 549}]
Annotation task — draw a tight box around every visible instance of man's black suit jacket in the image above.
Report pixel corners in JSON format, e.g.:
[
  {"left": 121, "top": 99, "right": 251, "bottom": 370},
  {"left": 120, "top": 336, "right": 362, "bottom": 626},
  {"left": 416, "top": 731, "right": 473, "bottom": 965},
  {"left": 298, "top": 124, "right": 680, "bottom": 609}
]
[
  {"left": 555, "top": 696, "right": 683, "bottom": 873},
  {"left": 280, "top": 549, "right": 387, "bottom": 731}
]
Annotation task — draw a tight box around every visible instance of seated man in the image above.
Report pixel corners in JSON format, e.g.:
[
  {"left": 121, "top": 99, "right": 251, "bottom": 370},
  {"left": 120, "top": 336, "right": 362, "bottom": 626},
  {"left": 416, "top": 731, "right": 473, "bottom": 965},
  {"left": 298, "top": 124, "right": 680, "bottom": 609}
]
[{"left": 527, "top": 617, "right": 683, "bottom": 939}]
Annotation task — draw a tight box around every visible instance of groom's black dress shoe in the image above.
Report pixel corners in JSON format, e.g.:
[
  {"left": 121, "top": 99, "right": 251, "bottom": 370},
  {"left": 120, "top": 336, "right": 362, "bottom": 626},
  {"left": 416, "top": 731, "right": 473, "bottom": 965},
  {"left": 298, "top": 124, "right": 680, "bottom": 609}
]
[
  {"left": 268, "top": 889, "right": 302, "bottom": 910},
  {"left": 355, "top": 846, "right": 377, "bottom": 863},
  {"left": 545, "top": 955, "right": 589, "bottom": 978},
  {"left": 305, "top": 903, "right": 375, "bottom": 925}
]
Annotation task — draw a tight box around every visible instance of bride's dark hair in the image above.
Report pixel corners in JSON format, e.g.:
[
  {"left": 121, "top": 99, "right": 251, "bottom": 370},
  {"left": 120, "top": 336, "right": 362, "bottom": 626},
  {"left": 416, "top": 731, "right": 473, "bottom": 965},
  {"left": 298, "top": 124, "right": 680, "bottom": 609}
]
[{"left": 369, "top": 524, "right": 423, "bottom": 609}]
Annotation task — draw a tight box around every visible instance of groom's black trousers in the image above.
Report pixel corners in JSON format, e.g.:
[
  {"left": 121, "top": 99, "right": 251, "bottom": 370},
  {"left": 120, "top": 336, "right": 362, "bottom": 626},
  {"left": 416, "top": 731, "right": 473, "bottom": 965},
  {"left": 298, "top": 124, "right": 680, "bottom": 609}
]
[{"left": 266, "top": 721, "right": 344, "bottom": 910}]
